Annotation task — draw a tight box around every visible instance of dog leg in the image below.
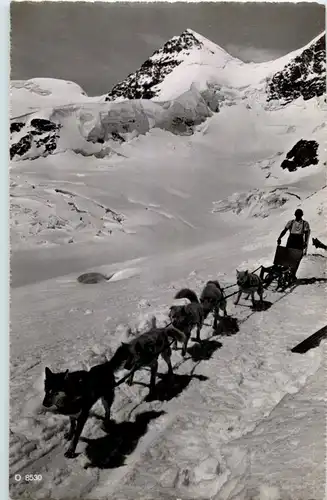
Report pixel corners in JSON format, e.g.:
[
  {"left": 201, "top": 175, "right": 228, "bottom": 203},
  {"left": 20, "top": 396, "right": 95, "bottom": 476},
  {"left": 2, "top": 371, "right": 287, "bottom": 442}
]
[
  {"left": 251, "top": 292, "right": 255, "bottom": 307},
  {"left": 213, "top": 307, "right": 219, "bottom": 330},
  {"left": 101, "top": 388, "right": 115, "bottom": 431},
  {"left": 258, "top": 288, "right": 263, "bottom": 303},
  {"left": 195, "top": 323, "right": 202, "bottom": 342},
  {"left": 234, "top": 291, "right": 242, "bottom": 305},
  {"left": 182, "top": 331, "right": 190, "bottom": 357},
  {"left": 149, "top": 359, "right": 158, "bottom": 395},
  {"left": 64, "top": 411, "right": 89, "bottom": 458},
  {"left": 127, "top": 371, "right": 134, "bottom": 386},
  {"left": 64, "top": 417, "right": 76, "bottom": 441},
  {"left": 161, "top": 348, "right": 174, "bottom": 378}
]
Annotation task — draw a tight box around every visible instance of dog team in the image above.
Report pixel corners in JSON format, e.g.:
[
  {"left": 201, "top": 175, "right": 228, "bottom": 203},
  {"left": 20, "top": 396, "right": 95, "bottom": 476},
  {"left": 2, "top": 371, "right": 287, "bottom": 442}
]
[{"left": 43, "top": 269, "right": 263, "bottom": 458}]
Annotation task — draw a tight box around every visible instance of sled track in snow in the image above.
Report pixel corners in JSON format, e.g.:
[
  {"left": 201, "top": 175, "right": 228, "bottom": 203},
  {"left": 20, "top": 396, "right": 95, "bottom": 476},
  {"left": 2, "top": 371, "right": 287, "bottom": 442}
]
[{"left": 9, "top": 269, "right": 325, "bottom": 499}]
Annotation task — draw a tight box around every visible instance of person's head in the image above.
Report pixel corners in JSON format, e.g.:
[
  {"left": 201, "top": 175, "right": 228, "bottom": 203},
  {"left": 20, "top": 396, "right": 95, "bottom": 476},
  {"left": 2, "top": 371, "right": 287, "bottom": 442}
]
[{"left": 294, "top": 209, "right": 303, "bottom": 221}]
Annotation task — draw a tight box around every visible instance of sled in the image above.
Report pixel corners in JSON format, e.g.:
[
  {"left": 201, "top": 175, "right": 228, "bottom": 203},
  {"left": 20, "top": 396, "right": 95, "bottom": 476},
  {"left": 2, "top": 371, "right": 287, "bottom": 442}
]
[
  {"left": 259, "top": 245, "right": 303, "bottom": 290},
  {"left": 291, "top": 324, "right": 327, "bottom": 354}
]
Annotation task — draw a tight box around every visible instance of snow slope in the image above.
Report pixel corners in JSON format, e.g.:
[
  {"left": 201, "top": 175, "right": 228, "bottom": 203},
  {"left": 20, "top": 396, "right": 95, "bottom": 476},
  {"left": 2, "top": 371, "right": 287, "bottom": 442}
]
[
  {"left": 10, "top": 95, "right": 326, "bottom": 257},
  {"left": 9, "top": 29, "right": 327, "bottom": 500},
  {"left": 10, "top": 78, "right": 101, "bottom": 118},
  {"left": 10, "top": 188, "right": 327, "bottom": 500}
]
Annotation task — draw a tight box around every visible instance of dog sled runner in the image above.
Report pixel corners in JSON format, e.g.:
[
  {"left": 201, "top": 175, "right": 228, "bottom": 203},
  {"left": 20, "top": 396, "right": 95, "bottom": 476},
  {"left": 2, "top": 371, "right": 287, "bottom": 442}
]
[{"left": 259, "top": 245, "right": 303, "bottom": 290}]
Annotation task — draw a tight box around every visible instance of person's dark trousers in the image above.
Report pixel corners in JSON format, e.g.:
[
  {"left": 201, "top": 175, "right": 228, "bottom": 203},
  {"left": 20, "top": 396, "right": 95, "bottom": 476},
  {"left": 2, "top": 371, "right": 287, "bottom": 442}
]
[
  {"left": 286, "top": 234, "right": 304, "bottom": 250},
  {"left": 286, "top": 235, "right": 304, "bottom": 280}
]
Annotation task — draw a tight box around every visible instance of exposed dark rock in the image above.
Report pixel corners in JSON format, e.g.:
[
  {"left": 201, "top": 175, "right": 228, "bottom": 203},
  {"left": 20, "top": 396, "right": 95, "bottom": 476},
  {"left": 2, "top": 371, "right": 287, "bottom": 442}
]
[
  {"left": 10, "top": 119, "right": 62, "bottom": 160},
  {"left": 105, "top": 30, "right": 203, "bottom": 101},
  {"left": 267, "top": 34, "right": 326, "bottom": 104},
  {"left": 281, "top": 139, "right": 319, "bottom": 172},
  {"left": 10, "top": 135, "right": 32, "bottom": 160},
  {"left": 30, "top": 118, "right": 59, "bottom": 132},
  {"left": 77, "top": 272, "right": 113, "bottom": 284},
  {"left": 10, "top": 122, "right": 25, "bottom": 134}
]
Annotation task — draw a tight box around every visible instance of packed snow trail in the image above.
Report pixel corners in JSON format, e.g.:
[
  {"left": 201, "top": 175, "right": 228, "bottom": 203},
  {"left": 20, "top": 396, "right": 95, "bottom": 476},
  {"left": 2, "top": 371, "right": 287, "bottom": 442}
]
[
  {"left": 86, "top": 282, "right": 325, "bottom": 500},
  {"left": 10, "top": 245, "right": 325, "bottom": 499}
]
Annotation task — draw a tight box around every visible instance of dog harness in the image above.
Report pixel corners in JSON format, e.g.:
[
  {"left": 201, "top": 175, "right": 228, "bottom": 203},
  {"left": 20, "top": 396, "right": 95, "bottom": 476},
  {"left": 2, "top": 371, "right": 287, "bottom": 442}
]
[{"left": 239, "top": 273, "right": 260, "bottom": 288}]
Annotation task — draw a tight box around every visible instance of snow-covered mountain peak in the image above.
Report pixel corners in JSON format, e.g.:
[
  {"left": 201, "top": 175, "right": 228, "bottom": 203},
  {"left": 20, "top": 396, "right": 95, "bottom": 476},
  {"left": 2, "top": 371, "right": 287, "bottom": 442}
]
[
  {"left": 180, "top": 28, "right": 238, "bottom": 61},
  {"left": 104, "top": 28, "right": 238, "bottom": 102},
  {"left": 104, "top": 30, "right": 326, "bottom": 103}
]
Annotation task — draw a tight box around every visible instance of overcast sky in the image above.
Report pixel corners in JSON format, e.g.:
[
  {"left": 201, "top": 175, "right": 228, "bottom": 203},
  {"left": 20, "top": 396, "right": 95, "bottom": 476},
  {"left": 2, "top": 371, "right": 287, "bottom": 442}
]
[{"left": 10, "top": 2, "right": 325, "bottom": 96}]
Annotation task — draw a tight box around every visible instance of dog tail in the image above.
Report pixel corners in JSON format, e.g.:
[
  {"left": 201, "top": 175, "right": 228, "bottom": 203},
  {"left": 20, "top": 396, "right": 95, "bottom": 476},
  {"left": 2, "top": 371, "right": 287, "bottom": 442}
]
[
  {"left": 165, "top": 325, "right": 187, "bottom": 344},
  {"left": 174, "top": 288, "right": 199, "bottom": 303}
]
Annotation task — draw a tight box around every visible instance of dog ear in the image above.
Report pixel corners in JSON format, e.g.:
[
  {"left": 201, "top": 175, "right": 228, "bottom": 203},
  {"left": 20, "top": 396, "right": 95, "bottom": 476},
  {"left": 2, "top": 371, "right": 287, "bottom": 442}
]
[
  {"left": 245, "top": 270, "right": 248, "bottom": 275},
  {"left": 45, "top": 367, "right": 52, "bottom": 378},
  {"left": 64, "top": 369, "right": 69, "bottom": 380}
]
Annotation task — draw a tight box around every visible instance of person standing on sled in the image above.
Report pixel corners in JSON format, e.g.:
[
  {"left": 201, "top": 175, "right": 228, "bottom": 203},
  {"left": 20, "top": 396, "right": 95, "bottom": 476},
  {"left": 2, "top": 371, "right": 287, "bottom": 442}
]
[
  {"left": 277, "top": 209, "right": 310, "bottom": 255},
  {"left": 260, "top": 209, "right": 310, "bottom": 286},
  {"left": 276, "top": 209, "right": 310, "bottom": 281}
]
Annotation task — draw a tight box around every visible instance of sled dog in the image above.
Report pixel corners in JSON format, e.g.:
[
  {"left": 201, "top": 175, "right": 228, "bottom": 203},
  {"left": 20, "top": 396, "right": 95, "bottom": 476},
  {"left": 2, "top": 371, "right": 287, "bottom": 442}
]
[
  {"left": 171, "top": 281, "right": 226, "bottom": 354},
  {"left": 312, "top": 237, "right": 327, "bottom": 251},
  {"left": 109, "top": 324, "right": 186, "bottom": 394},
  {"left": 169, "top": 288, "right": 204, "bottom": 355},
  {"left": 234, "top": 270, "right": 263, "bottom": 307},
  {"left": 43, "top": 362, "right": 116, "bottom": 458},
  {"left": 200, "top": 280, "right": 228, "bottom": 323}
]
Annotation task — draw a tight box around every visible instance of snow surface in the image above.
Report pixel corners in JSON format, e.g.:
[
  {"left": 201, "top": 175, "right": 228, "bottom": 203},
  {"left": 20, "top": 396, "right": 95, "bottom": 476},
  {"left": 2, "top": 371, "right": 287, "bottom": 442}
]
[
  {"left": 10, "top": 30, "right": 327, "bottom": 500},
  {"left": 10, "top": 78, "right": 102, "bottom": 118}
]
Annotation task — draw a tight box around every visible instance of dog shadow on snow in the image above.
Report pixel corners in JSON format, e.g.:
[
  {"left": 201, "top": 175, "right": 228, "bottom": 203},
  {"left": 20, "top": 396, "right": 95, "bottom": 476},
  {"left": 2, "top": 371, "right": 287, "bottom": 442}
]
[
  {"left": 213, "top": 315, "right": 240, "bottom": 337},
  {"left": 295, "top": 277, "right": 327, "bottom": 286},
  {"left": 234, "top": 300, "right": 272, "bottom": 312},
  {"left": 187, "top": 338, "right": 223, "bottom": 362},
  {"left": 144, "top": 371, "right": 208, "bottom": 402},
  {"left": 82, "top": 410, "right": 165, "bottom": 469},
  {"left": 183, "top": 316, "right": 240, "bottom": 362}
]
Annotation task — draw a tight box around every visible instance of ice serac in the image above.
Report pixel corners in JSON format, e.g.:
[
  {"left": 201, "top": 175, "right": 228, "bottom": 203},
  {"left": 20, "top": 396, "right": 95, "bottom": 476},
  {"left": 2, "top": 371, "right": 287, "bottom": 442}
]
[
  {"left": 10, "top": 87, "right": 213, "bottom": 161},
  {"left": 266, "top": 33, "right": 326, "bottom": 104}
]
